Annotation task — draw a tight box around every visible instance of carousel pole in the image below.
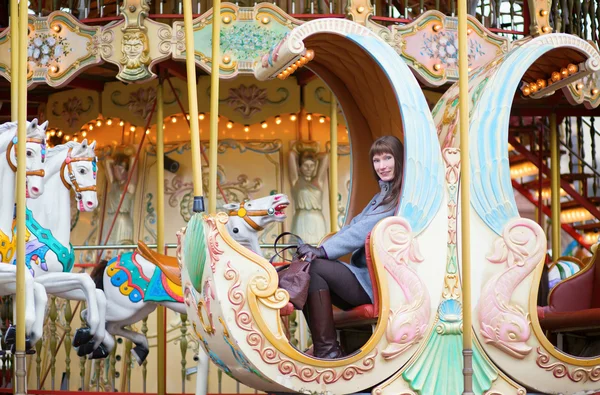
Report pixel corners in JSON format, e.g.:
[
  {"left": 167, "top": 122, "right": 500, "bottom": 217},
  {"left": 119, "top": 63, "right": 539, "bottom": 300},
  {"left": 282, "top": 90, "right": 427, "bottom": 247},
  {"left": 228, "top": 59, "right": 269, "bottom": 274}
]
[
  {"left": 550, "top": 113, "right": 561, "bottom": 260},
  {"left": 156, "top": 80, "right": 167, "bottom": 395},
  {"left": 458, "top": 0, "right": 473, "bottom": 392},
  {"left": 329, "top": 94, "right": 338, "bottom": 233},
  {"left": 208, "top": 0, "right": 221, "bottom": 214},
  {"left": 183, "top": 0, "right": 205, "bottom": 213},
  {"left": 15, "top": 0, "right": 29, "bottom": 391},
  {"left": 10, "top": 0, "right": 18, "bottom": 122}
]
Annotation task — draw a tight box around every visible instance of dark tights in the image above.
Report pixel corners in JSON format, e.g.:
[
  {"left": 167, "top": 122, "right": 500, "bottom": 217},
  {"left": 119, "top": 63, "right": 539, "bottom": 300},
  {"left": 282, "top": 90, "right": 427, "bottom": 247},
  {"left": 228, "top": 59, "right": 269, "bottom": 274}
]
[{"left": 307, "top": 259, "right": 371, "bottom": 310}]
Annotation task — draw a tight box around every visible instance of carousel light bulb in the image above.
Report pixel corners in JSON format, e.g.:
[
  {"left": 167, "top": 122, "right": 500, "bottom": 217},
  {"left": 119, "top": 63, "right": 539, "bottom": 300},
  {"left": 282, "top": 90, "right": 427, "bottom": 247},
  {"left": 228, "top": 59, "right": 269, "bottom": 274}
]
[
  {"left": 65, "top": 135, "right": 71, "bottom": 141},
  {"left": 261, "top": 121, "right": 268, "bottom": 129},
  {"left": 57, "top": 130, "right": 63, "bottom": 137},
  {"left": 171, "top": 116, "right": 177, "bottom": 123},
  {"left": 275, "top": 116, "right": 282, "bottom": 125},
  {"left": 96, "top": 120, "right": 102, "bottom": 127},
  {"left": 567, "top": 63, "right": 579, "bottom": 74},
  {"left": 537, "top": 79, "right": 547, "bottom": 89},
  {"left": 130, "top": 126, "right": 136, "bottom": 132},
  {"left": 522, "top": 86, "right": 531, "bottom": 96},
  {"left": 593, "top": 88, "right": 599, "bottom": 95},
  {"left": 305, "top": 49, "right": 315, "bottom": 61},
  {"left": 73, "top": 137, "right": 78, "bottom": 142},
  {"left": 551, "top": 71, "right": 561, "bottom": 82},
  {"left": 81, "top": 131, "right": 87, "bottom": 137},
  {"left": 50, "top": 130, "right": 56, "bottom": 136},
  {"left": 199, "top": 113, "right": 205, "bottom": 120},
  {"left": 560, "top": 68, "right": 569, "bottom": 78},
  {"left": 119, "top": 120, "right": 124, "bottom": 127},
  {"left": 290, "top": 114, "right": 297, "bottom": 121},
  {"left": 146, "top": 129, "right": 150, "bottom": 134},
  {"left": 46, "top": 132, "right": 50, "bottom": 138},
  {"left": 52, "top": 24, "right": 61, "bottom": 32},
  {"left": 186, "top": 114, "right": 190, "bottom": 120},
  {"left": 50, "top": 65, "right": 58, "bottom": 72},
  {"left": 244, "top": 125, "right": 250, "bottom": 132},
  {"left": 107, "top": 118, "right": 113, "bottom": 126},
  {"left": 227, "top": 121, "right": 233, "bottom": 129},
  {"left": 577, "top": 83, "right": 584, "bottom": 90},
  {"left": 306, "top": 113, "right": 312, "bottom": 121},
  {"left": 319, "top": 116, "right": 326, "bottom": 123}
]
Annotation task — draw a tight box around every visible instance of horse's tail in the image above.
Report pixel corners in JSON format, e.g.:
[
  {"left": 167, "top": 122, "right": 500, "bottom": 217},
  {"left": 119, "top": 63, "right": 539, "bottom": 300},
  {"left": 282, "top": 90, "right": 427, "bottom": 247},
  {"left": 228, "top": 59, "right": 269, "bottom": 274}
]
[{"left": 91, "top": 259, "right": 108, "bottom": 291}]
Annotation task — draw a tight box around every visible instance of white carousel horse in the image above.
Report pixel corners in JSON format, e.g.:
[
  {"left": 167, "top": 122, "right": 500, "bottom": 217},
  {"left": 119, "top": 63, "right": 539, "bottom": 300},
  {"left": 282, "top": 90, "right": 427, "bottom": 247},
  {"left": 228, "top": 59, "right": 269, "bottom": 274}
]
[
  {"left": 24, "top": 139, "right": 110, "bottom": 357},
  {"left": 0, "top": 119, "right": 50, "bottom": 352},
  {"left": 90, "top": 194, "right": 290, "bottom": 364}
]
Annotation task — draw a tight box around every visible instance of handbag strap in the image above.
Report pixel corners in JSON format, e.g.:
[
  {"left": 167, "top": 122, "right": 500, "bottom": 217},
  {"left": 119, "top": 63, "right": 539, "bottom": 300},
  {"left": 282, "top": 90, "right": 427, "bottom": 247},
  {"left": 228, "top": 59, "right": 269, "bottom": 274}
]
[{"left": 270, "top": 232, "right": 304, "bottom": 265}]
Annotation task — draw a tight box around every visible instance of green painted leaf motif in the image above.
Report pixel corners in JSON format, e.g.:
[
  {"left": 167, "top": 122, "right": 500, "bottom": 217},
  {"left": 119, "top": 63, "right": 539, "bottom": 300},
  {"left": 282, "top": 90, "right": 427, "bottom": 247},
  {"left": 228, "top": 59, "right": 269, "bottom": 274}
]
[{"left": 184, "top": 213, "right": 207, "bottom": 294}]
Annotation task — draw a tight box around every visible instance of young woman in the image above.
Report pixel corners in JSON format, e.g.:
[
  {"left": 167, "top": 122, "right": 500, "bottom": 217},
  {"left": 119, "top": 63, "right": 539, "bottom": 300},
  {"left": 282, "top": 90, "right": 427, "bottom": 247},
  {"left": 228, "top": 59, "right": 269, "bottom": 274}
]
[{"left": 297, "top": 135, "right": 404, "bottom": 359}]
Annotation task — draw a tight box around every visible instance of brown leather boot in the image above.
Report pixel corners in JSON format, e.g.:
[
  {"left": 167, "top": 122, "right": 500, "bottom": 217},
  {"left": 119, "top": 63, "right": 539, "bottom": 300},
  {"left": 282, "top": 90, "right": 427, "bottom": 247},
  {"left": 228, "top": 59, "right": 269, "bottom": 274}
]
[{"left": 305, "top": 290, "right": 345, "bottom": 359}]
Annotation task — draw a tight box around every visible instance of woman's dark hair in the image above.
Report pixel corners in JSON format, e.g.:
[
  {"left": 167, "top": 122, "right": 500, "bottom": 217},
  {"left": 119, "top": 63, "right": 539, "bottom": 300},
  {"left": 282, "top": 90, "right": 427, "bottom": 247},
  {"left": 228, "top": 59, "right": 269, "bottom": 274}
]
[{"left": 369, "top": 135, "right": 404, "bottom": 208}]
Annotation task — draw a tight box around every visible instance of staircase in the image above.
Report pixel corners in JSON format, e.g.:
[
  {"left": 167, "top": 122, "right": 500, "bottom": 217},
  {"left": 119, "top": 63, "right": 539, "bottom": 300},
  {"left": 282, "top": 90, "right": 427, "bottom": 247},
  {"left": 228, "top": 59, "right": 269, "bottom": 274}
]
[{"left": 509, "top": 116, "right": 600, "bottom": 252}]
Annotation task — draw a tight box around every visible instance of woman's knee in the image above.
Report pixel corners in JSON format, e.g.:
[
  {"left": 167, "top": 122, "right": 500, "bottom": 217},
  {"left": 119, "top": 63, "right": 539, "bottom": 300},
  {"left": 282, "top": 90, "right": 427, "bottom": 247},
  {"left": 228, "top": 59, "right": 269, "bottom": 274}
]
[{"left": 308, "top": 270, "right": 328, "bottom": 292}]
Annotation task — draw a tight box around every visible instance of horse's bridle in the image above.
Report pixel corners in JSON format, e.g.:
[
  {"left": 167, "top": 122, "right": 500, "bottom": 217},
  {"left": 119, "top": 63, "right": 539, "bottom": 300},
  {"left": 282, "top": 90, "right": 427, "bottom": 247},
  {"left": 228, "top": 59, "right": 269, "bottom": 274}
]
[
  {"left": 227, "top": 200, "right": 275, "bottom": 231},
  {"left": 6, "top": 136, "right": 46, "bottom": 177},
  {"left": 60, "top": 147, "right": 97, "bottom": 210}
]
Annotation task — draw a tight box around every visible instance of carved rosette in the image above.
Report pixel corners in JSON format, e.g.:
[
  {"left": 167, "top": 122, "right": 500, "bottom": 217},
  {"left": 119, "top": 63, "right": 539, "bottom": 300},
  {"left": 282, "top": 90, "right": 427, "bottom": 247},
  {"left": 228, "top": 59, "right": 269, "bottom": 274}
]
[
  {"left": 376, "top": 10, "right": 509, "bottom": 87},
  {"left": 0, "top": 12, "right": 103, "bottom": 88}
]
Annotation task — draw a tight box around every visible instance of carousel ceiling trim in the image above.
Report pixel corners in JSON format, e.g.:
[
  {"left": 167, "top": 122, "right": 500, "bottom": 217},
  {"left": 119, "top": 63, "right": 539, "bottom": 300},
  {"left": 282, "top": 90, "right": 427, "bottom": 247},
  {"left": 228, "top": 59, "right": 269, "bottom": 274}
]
[
  {"left": 368, "top": 10, "right": 510, "bottom": 87},
  {"left": 253, "top": 18, "right": 379, "bottom": 81},
  {"left": 172, "top": 3, "right": 305, "bottom": 79},
  {"left": 0, "top": 11, "right": 105, "bottom": 88}
]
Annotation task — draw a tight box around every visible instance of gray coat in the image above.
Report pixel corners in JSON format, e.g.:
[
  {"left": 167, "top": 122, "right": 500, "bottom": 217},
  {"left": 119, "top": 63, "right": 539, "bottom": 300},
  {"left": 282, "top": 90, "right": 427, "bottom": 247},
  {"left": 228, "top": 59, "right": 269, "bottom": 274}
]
[{"left": 321, "top": 180, "right": 395, "bottom": 302}]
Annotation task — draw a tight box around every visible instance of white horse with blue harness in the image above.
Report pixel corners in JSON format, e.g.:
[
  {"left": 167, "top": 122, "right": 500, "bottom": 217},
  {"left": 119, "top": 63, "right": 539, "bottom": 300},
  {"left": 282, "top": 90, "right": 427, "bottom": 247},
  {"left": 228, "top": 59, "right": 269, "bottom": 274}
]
[{"left": 24, "top": 139, "right": 110, "bottom": 357}]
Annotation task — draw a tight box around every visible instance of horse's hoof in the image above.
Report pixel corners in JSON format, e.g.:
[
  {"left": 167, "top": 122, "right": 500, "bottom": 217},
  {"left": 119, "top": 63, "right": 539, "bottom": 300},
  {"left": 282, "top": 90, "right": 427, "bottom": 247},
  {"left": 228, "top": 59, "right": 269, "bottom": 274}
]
[
  {"left": 132, "top": 346, "right": 149, "bottom": 365},
  {"left": 78, "top": 341, "right": 96, "bottom": 357},
  {"left": 10, "top": 342, "right": 35, "bottom": 355},
  {"left": 4, "top": 326, "right": 16, "bottom": 344},
  {"left": 90, "top": 344, "right": 110, "bottom": 359},
  {"left": 72, "top": 327, "right": 93, "bottom": 347}
]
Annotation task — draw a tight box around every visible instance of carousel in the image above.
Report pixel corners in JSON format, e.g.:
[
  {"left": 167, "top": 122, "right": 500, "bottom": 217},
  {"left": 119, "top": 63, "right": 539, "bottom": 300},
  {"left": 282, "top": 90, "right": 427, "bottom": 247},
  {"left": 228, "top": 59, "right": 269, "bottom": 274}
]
[{"left": 0, "top": 0, "right": 600, "bottom": 393}]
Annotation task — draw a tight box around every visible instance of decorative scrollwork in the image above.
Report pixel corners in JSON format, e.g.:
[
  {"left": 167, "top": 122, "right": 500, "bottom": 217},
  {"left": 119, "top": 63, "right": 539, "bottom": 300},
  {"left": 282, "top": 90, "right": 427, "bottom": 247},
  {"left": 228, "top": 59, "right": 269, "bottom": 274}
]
[
  {"left": 536, "top": 347, "right": 600, "bottom": 382},
  {"left": 225, "top": 261, "right": 377, "bottom": 383}
]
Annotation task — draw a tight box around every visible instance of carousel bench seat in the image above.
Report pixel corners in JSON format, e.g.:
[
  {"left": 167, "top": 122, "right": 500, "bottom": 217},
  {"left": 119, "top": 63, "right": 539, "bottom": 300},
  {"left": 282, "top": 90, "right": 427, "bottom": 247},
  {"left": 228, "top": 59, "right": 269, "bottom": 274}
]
[{"left": 538, "top": 246, "right": 600, "bottom": 333}]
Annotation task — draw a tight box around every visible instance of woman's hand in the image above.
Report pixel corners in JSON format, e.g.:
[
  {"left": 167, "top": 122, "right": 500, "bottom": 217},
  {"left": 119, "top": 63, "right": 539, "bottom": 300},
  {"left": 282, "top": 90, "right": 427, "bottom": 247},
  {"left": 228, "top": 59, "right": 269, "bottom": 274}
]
[{"left": 297, "top": 244, "right": 327, "bottom": 262}]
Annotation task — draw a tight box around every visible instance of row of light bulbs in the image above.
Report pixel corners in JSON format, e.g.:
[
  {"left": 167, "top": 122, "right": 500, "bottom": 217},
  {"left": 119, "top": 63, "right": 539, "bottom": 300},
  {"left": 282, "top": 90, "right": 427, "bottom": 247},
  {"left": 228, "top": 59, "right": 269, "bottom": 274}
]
[
  {"left": 521, "top": 63, "right": 583, "bottom": 97},
  {"left": 47, "top": 110, "right": 334, "bottom": 143}
]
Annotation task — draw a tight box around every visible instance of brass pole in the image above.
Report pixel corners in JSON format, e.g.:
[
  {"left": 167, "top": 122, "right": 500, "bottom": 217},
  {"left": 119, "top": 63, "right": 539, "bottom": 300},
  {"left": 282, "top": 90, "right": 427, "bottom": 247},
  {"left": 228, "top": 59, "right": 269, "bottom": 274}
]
[
  {"left": 329, "top": 94, "right": 338, "bottom": 233},
  {"left": 550, "top": 114, "right": 561, "bottom": 261},
  {"left": 458, "top": 0, "right": 473, "bottom": 392},
  {"left": 15, "top": 0, "right": 29, "bottom": 391},
  {"left": 183, "top": 0, "right": 205, "bottom": 212},
  {"left": 10, "top": 0, "right": 18, "bottom": 122},
  {"left": 208, "top": 0, "right": 221, "bottom": 214},
  {"left": 156, "top": 82, "right": 167, "bottom": 395}
]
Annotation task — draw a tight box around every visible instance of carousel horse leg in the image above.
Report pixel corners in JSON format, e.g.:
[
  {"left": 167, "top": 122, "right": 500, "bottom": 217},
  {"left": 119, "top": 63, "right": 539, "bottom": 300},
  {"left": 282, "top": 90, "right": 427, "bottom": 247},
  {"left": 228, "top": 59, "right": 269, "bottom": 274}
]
[
  {"left": 35, "top": 273, "right": 103, "bottom": 350},
  {"left": 0, "top": 266, "right": 39, "bottom": 353},
  {"left": 106, "top": 321, "right": 151, "bottom": 365},
  {"left": 194, "top": 350, "right": 209, "bottom": 395}
]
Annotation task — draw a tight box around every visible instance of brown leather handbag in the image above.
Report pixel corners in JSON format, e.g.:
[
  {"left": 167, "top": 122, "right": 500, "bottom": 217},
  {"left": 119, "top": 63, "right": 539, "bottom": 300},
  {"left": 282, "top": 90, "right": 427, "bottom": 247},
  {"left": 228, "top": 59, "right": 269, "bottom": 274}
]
[{"left": 270, "top": 233, "right": 311, "bottom": 310}]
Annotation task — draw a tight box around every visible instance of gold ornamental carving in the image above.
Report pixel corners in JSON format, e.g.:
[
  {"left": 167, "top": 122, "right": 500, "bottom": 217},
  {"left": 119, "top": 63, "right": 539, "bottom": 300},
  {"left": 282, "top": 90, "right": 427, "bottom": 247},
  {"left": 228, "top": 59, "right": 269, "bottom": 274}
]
[{"left": 527, "top": 0, "right": 552, "bottom": 36}]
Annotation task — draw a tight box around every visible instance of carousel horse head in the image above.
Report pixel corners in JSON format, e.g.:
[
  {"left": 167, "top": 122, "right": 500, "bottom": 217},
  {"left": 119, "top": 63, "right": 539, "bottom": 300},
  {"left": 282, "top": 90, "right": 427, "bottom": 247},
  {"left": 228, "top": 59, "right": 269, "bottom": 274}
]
[
  {"left": 223, "top": 193, "right": 290, "bottom": 255},
  {"left": 48, "top": 139, "right": 98, "bottom": 211},
  {"left": 1, "top": 119, "right": 48, "bottom": 199}
]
